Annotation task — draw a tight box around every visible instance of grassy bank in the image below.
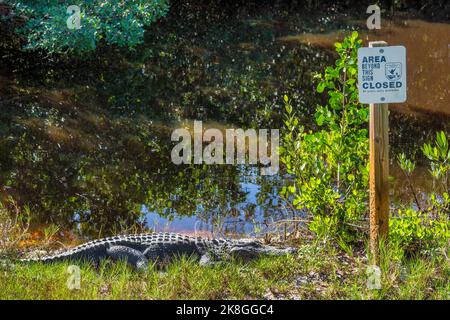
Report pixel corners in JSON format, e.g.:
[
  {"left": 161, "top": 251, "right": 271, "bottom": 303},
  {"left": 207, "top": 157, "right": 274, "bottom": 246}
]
[{"left": 1, "top": 242, "right": 448, "bottom": 300}]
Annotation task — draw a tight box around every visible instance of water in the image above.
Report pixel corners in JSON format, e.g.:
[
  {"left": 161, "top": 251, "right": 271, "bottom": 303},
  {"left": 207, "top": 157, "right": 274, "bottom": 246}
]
[
  {"left": 143, "top": 171, "right": 276, "bottom": 236},
  {"left": 0, "top": 4, "right": 448, "bottom": 238}
]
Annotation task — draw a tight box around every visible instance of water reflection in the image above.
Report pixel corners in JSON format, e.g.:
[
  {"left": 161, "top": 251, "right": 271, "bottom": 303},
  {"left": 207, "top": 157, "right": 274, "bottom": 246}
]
[
  {"left": 143, "top": 170, "right": 283, "bottom": 237},
  {"left": 0, "top": 6, "right": 448, "bottom": 238}
]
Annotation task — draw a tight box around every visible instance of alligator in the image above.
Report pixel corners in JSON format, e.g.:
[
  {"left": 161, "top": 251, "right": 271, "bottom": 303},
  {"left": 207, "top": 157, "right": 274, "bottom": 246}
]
[{"left": 19, "top": 233, "right": 296, "bottom": 270}]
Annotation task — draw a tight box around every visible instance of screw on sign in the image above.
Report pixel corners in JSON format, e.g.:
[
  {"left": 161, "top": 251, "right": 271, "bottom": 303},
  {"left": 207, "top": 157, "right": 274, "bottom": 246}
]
[{"left": 357, "top": 42, "right": 407, "bottom": 264}]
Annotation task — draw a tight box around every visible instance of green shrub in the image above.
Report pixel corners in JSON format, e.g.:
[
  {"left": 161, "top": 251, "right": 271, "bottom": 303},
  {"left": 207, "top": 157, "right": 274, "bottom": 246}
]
[
  {"left": 422, "top": 131, "right": 449, "bottom": 189},
  {"left": 280, "top": 31, "right": 449, "bottom": 251},
  {"left": 390, "top": 208, "right": 449, "bottom": 252},
  {"left": 392, "top": 131, "right": 450, "bottom": 253},
  {"left": 280, "top": 32, "right": 368, "bottom": 241},
  {"left": 6, "top": 0, "right": 170, "bottom": 54}
]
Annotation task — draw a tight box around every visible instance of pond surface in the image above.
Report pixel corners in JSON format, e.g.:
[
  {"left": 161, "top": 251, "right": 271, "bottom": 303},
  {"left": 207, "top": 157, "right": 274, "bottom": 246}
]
[{"left": 0, "top": 4, "right": 448, "bottom": 238}]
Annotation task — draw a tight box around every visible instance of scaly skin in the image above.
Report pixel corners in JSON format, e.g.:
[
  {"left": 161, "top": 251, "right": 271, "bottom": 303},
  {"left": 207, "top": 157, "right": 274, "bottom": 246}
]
[{"left": 20, "top": 233, "right": 296, "bottom": 269}]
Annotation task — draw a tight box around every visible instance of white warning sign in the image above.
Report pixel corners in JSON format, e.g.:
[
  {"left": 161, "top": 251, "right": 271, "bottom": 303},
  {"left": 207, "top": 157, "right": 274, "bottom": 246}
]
[{"left": 358, "top": 46, "right": 407, "bottom": 104}]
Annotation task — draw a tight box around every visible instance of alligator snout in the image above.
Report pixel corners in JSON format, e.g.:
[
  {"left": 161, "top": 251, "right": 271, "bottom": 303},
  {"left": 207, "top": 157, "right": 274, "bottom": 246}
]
[
  {"left": 286, "top": 247, "right": 297, "bottom": 254},
  {"left": 268, "top": 246, "right": 297, "bottom": 255}
]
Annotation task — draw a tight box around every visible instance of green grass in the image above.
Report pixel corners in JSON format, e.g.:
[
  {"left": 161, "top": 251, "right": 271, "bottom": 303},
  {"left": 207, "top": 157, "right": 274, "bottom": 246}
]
[{"left": 1, "top": 243, "right": 448, "bottom": 300}]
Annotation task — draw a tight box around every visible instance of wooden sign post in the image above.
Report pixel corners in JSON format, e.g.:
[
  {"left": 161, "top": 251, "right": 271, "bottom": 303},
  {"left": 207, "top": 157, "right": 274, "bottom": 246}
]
[
  {"left": 358, "top": 41, "right": 407, "bottom": 263},
  {"left": 368, "top": 41, "right": 390, "bottom": 264}
]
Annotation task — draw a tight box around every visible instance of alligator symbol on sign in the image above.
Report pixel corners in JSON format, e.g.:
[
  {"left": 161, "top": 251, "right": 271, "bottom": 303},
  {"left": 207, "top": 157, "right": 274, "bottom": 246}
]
[{"left": 385, "top": 62, "right": 402, "bottom": 81}]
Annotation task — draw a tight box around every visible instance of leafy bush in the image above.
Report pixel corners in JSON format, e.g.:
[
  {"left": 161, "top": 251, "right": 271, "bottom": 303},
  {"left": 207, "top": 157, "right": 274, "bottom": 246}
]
[
  {"left": 280, "top": 31, "right": 449, "bottom": 251},
  {"left": 392, "top": 131, "right": 450, "bottom": 253},
  {"left": 280, "top": 32, "right": 368, "bottom": 241},
  {"left": 390, "top": 208, "right": 449, "bottom": 252},
  {"left": 6, "top": 0, "right": 170, "bottom": 54}
]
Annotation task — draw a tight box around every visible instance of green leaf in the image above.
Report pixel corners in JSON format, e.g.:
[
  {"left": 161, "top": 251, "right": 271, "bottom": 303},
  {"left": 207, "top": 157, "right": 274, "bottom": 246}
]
[{"left": 317, "top": 82, "right": 326, "bottom": 93}]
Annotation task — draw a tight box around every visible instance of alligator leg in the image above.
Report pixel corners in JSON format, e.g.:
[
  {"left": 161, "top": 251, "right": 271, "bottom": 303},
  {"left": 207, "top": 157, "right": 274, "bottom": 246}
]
[
  {"left": 106, "top": 245, "right": 148, "bottom": 271},
  {"left": 143, "top": 244, "right": 175, "bottom": 267},
  {"left": 143, "top": 243, "right": 203, "bottom": 268}
]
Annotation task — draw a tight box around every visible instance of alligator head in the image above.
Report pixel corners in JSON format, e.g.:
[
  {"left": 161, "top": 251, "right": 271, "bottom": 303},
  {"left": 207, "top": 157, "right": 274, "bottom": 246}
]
[{"left": 227, "top": 240, "right": 296, "bottom": 262}]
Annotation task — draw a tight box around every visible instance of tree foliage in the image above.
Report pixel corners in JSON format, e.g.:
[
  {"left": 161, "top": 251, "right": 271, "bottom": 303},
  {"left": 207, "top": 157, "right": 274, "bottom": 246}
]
[{"left": 6, "top": 0, "right": 170, "bottom": 54}]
